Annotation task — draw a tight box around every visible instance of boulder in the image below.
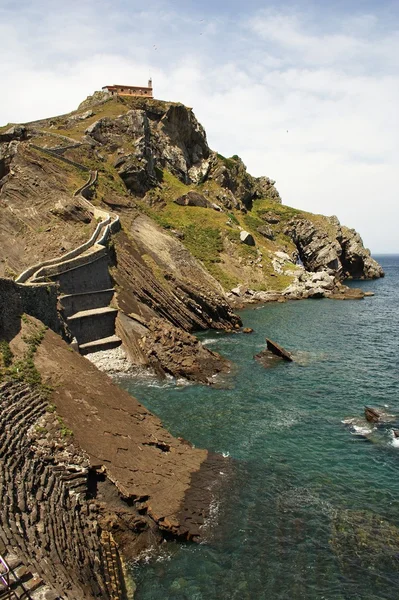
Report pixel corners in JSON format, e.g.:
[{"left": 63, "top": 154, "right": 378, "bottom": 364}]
[
  {"left": 0, "top": 125, "right": 28, "bottom": 143},
  {"left": 257, "top": 225, "right": 274, "bottom": 240},
  {"left": 242, "top": 327, "right": 253, "bottom": 334},
  {"left": 240, "top": 231, "right": 255, "bottom": 246},
  {"left": 260, "top": 212, "right": 280, "bottom": 224},
  {"left": 174, "top": 191, "right": 211, "bottom": 208},
  {"left": 69, "top": 109, "right": 94, "bottom": 122}
]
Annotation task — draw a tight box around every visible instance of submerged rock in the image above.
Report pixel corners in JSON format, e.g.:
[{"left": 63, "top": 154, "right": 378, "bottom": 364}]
[{"left": 331, "top": 509, "right": 399, "bottom": 576}]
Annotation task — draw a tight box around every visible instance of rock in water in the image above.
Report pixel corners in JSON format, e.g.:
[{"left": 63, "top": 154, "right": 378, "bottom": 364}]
[
  {"left": 364, "top": 406, "right": 396, "bottom": 424},
  {"left": 365, "top": 407, "right": 382, "bottom": 423},
  {"left": 254, "top": 338, "right": 293, "bottom": 368},
  {"left": 266, "top": 338, "right": 293, "bottom": 361}
]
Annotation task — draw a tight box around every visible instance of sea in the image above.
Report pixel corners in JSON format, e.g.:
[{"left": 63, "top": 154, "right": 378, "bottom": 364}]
[{"left": 119, "top": 254, "right": 399, "bottom": 600}]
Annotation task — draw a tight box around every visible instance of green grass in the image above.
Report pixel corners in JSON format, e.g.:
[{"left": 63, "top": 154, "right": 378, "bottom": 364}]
[
  {"left": 57, "top": 415, "right": 73, "bottom": 438},
  {"left": 0, "top": 341, "right": 13, "bottom": 368},
  {"left": 217, "top": 153, "right": 238, "bottom": 170},
  {"left": 183, "top": 224, "right": 223, "bottom": 267},
  {"left": 4, "top": 318, "right": 51, "bottom": 394}
]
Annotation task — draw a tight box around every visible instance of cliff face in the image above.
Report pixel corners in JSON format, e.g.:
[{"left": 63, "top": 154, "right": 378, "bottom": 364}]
[{"left": 286, "top": 216, "right": 383, "bottom": 279}]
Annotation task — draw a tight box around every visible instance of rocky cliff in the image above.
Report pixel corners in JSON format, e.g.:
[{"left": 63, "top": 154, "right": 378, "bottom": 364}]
[
  {"left": 286, "top": 216, "right": 383, "bottom": 280},
  {"left": 0, "top": 89, "right": 385, "bottom": 597}
]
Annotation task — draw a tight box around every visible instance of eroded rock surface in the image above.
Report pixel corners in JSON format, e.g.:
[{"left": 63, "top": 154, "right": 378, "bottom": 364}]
[{"left": 286, "top": 217, "right": 384, "bottom": 280}]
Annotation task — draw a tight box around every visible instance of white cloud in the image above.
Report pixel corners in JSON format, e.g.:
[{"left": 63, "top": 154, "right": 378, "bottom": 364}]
[{"left": 0, "top": 1, "right": 398, "bottom": 252}]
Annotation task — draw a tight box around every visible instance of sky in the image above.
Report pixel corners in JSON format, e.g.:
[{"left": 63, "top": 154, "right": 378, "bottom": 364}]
[{"left": 1, "top": 0, "right": 398, "bottom": 253}]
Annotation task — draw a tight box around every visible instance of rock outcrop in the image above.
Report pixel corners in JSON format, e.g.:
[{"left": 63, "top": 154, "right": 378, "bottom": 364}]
[
  {"left": 84, "top": 102, "right": 211, "bottom": 193},
  {"left": 139, "top": 318, "right": 230, "bottom": 384},
  {"left": 286, "top": 216, "right": 384, "bottom": 279},
  {"left": 208, "top": 155, "right": 281, "bottom": 210},
  {"left": 174, "top": 191, "right": 211, "bottom": 208}
]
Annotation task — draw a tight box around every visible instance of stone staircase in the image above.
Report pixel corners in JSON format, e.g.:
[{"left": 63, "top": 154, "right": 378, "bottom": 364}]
[{"left": 15, "top": 166, "right": 122, "bottom": 356}]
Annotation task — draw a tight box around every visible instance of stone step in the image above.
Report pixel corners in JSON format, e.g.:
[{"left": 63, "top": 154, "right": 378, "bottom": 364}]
[
  {"left": 67, "top": 307, "right": 118, "bottom": 346},
  {"left": 79, "top": 335, "right": 122, "bottom": 355},
  {"left": 68, "top": 307, "right": 118, "bottom": 321},
  {"left": 59, "top": 289, "right": 115, "bottom": 318}
]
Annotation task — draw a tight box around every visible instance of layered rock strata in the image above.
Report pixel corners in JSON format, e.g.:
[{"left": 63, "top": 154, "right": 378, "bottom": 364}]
[
  {"left": 286, "top": 217, "right": 384, "bottom": 280},
  {"left": 0, "top": 380, "right": 114, "bottom": 599},
  {"left": 0, "top": 315, "right": 230, "bottom": 596}
]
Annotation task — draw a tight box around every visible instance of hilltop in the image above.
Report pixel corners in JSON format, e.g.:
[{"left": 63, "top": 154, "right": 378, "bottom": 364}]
[{"left": 0, "top": 92, "right": 383, "bottom": 289}]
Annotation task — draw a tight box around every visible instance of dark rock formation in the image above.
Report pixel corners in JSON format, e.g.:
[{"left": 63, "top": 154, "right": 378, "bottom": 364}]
[
  {"left": 208, "top": 155, "right": 281, "bottom": 210},
  {"left": 266, "top": 338, "right": 293, "bottom": 361},
  {"left": 84, "top": 102, "right": 211, "bottom": 193},
  {"left": 140, "top": 318, "right": 230, "bottom": 383},
  {"left": 254, "top": 339, "right": 293, "bottom": 368},
  {"left": 174, "top": 191, "right": 211, "bottom": 208},
  {"left": 257, "top": 224, "right": 274, "bottom": 240},
  {"left": 364, "top": 406, "right": 396, "bottom": 424},
  {"left": 0, "top": 125, "right": 28, "bottom": 144},
  {"left": 285, "top": 216, "right": 384, "bottom": 279},
  {"left": 260, "top": 211, "right": 281, "bottom": 224},
  {"left": 86, "top": 110, "right": 158, "bottom": 195},
  {"left": 240, "top": 231, "right": 255, "bottom": 246}
]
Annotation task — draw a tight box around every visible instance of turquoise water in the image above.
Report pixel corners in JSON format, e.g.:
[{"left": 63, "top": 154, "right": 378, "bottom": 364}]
[{"left": 121, "top": 255, "right": 399, "bottom": 600}]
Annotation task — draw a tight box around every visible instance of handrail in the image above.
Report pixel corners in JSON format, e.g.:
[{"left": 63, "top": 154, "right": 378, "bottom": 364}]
[{"left": 0, "top": 555, "right": 10, "bottom": 589}]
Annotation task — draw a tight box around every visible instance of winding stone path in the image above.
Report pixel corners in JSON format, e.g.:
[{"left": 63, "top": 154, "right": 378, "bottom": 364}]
[{"left": 15, "top": 157, "right": 123, "bottom": 355}]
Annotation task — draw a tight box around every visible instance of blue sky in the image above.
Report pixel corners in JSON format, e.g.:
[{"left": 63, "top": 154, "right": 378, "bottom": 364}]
[{"left": 1, "top": 0, "right": 398, "bottom": 252}]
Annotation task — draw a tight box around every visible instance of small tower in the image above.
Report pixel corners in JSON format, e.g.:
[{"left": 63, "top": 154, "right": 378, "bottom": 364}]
[{"left": 148, "top": 78, "right": 153, "bottom": 89}]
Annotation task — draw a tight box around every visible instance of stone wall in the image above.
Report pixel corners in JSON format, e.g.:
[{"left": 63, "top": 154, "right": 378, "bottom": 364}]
[{"left": 0, "top": 278, "right": 60, "bottom": 339}]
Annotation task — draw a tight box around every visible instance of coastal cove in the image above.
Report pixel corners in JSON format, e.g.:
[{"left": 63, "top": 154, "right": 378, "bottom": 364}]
[{"left": 120, "top": 255, "right": 399, "bottom": 600}]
